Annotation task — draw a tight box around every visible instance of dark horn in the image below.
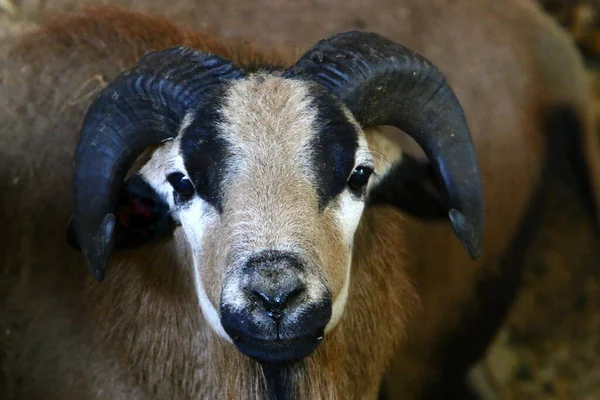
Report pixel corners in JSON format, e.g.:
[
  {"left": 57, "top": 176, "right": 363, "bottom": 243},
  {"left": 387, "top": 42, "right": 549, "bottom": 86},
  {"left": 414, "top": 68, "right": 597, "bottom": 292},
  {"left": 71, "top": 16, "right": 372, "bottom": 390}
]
[
  {"left": 73, "top": 46, "right": 245, "bottom": 281},
  {"left": 284, "top": 31, "right": 484, "bottom": 260}
]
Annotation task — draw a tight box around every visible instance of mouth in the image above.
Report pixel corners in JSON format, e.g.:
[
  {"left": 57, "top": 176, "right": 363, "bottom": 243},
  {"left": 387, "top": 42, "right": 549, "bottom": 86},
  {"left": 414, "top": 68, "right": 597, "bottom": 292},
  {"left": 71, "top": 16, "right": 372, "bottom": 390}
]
[
  {"left": 231, "top": 331, "right": 325, "bottom": 364},
  {"left": 220, "top": 302, "right": 332, "bottom": 364},
  {"left": 219, "top": 266, "right": 333, "bottom": 365}
]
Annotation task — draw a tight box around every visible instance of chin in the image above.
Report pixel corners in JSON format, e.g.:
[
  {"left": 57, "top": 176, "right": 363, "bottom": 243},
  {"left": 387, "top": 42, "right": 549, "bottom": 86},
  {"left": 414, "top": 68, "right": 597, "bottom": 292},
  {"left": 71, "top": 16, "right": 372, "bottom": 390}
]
[
  {"left": 220, "top": 299, "right": 332, "bottom": 365},
  {"left": 233, "top": 333, "right": 325, "bottom": 364}
]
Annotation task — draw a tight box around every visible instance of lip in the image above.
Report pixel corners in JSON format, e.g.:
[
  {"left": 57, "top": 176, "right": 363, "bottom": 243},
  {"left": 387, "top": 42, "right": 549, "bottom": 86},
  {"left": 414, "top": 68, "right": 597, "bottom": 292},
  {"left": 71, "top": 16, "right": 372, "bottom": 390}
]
[{"left": 232, "top": 332, "right": 324, "bottom": 364}]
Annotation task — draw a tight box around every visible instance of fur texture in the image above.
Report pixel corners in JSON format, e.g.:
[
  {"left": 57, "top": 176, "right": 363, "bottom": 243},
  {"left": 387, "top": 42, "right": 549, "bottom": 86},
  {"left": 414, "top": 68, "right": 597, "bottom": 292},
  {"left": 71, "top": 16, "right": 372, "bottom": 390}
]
[{"left": 1, "top": 2, "right": 599, "bottom": 399}]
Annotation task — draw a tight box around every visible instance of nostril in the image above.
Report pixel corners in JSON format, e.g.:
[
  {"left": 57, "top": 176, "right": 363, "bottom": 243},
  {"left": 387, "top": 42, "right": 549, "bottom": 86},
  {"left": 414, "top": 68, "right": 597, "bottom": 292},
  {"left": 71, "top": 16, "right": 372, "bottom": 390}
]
[
  {"left": 243, "top": 252, "right": 309, "bottom": 320},
  {"left": 284, "top": 286, "right": 305, "bottom": 307},
  {"left": 251, "top": 285, "right": 306, "bottom": 318}
]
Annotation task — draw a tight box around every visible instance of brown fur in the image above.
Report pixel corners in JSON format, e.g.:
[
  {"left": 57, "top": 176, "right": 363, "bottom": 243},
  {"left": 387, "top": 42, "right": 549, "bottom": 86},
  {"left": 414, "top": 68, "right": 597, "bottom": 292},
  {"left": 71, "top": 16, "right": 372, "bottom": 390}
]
[
  {"left": 0, "top": 7, "right": 411, "bottom": 400},
  {"left": 1, "top": 1, "right": 599, "bottom": 399}
]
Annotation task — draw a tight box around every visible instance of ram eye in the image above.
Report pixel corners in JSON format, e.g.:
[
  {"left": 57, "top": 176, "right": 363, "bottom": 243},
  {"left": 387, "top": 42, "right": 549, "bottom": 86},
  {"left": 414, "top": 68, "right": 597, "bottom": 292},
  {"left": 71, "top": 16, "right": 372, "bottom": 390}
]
[
  {"left": 348, "top": 166, "right": 373, "bottom": 193},
  {"left": 167, "top": 172, "right": 195, "bottom": 199}
]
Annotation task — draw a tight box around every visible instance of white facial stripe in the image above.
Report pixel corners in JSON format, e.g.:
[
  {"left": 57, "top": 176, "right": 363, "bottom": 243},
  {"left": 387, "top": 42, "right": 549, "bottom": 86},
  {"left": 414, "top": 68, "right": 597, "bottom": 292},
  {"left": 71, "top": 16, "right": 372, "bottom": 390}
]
[
  {"left": 136, "top": 118, "right": 234, "bottom": 342},
  {"left": 320, "top": 116, "right": 372, "bottom": 332},
  {"left": 162, "top": 138, "right": 233, "bottom": 341},
  {"left": 335, "top": 191, "right": 367, "bottom": 245},
  {"left": 180, "top": 197, "right": 234, "bottom": 343},
  {"left": 326, "top": 259, "right": 352, "bottom": 333},
  {"left": 137, "top": 109, "right": 196, "bottom": 200},
  {"left": 325, "top": 189, "right": 366, "bottom": 331},
  {"left": 137, "top": 137, "right": 185, "bottom": 206},
  {"left": 193, "top": 261, "right": 233, "bottom": 343}
]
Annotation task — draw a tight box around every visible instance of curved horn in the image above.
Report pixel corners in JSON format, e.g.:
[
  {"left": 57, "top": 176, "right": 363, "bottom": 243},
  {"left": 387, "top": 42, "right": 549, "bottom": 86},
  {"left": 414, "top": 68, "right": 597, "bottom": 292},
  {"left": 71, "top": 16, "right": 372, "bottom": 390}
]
[
  {"left": 73, "top": 46, "right": 245, "bottom": 281},
  {"left": 284, "top": 31, "right": 484, "bottom": 260}
]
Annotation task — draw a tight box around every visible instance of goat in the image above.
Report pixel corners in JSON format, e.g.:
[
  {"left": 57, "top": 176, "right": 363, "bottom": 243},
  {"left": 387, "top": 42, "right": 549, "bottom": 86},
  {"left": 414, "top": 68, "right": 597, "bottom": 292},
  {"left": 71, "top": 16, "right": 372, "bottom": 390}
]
[{"left": 1, "top": 2, "right": 599, "bottom": 399}]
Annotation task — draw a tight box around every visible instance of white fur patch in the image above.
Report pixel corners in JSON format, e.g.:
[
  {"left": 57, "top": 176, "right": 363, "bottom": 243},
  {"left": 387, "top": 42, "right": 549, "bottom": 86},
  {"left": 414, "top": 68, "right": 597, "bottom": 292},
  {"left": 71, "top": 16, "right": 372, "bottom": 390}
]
[
  {"left": 326, "top": 260, "right": 352, "bottom": 333},
  {"left": 137, "top": 130, "right": 233, "bottom": 343},
  {"left": 325, "top": 135, "right": 373, "bottom": 332},
  {"left": 181, "top": 201, "right": 234, "bottom": 343}
]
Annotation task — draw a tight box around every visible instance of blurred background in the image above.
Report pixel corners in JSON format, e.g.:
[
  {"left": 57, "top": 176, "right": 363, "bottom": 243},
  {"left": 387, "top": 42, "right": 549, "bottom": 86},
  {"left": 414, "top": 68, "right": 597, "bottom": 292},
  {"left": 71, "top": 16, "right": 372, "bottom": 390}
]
[{"left": 0, "top": 1, "right": 598, "bottom": 399}]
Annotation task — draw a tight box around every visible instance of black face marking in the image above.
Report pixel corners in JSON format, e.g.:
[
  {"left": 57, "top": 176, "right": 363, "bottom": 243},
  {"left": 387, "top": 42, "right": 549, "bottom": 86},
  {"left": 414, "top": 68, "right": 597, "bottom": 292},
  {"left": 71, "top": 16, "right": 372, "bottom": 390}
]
[
  {"left": 180, "top": 86, "right": 230, "bottom": 213},
  {"left": 179, "top": 80, "right": 360, "bottom": 213},
  {"left": 307, "top": 84, "right": 360, "bottom": 210}
]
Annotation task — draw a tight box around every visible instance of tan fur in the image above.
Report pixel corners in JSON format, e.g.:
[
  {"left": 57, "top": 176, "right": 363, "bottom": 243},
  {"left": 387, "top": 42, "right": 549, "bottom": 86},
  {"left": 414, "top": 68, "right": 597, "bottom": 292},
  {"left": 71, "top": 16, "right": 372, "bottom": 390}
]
[
  {"left": 201, "top": 75, "right": 355, "bottom": 306},
  {"left": 207, "top": 76, "right": 326, "bottom": 301},
  {"left": 1, "top": 1, "right": 599, "bottom": 399},
  {"left": 154, "top": 75, "right": 366, "bottom": 340}
]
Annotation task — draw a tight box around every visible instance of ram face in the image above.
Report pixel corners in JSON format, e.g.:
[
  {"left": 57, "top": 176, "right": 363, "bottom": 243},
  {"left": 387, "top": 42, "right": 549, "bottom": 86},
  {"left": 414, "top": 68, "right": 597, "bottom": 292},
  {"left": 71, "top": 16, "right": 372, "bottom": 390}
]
[
  {"left": 70, "top": 32, "right": 484, "bottom": 364},
  {"left": 135, "top": 74, "right": 371, "bottom": 363}
]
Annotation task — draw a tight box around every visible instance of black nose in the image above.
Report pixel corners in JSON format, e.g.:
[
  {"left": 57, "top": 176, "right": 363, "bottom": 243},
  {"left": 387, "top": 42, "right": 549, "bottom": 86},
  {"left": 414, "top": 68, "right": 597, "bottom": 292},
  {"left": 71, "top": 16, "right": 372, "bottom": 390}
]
[
  {"left": 251, "top": 278, "right": 305, "bottom": 320},
  {"left": 221, "top": 250, "right": 332, "bottom": 364},
  {"left": 245, "top": 253, "right": 306, "bottom": 320}
]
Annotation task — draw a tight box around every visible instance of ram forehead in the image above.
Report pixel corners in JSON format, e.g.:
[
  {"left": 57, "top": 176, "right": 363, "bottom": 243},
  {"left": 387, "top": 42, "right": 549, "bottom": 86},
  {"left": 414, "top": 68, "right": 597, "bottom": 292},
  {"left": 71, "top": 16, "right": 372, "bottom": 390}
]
[
  {"left": 214, "top": 74, "right": 372, "bottom": 205},
  {"left": 217, "top": 74, "right": 321, "bottom": 180}
]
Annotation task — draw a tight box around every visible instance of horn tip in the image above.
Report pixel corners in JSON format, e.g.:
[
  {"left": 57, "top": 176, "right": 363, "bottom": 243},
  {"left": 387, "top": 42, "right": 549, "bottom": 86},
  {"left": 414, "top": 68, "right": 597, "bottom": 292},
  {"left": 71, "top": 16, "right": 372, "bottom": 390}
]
[
  {"left": 91, "top": 266, "right": 106, "bottom": 282},
  {"left": 448, "top": 208, "right": 482, "bottom": 261},
  {"left": 82, "top": 213, "right": 116, "bottom": 282}
]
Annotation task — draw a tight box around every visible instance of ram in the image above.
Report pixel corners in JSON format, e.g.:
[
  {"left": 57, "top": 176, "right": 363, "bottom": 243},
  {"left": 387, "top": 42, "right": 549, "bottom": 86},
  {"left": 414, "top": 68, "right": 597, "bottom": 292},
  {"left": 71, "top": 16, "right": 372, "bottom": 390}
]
[{"left": 1, "top": 2, "right": 598, "bottom": 400}]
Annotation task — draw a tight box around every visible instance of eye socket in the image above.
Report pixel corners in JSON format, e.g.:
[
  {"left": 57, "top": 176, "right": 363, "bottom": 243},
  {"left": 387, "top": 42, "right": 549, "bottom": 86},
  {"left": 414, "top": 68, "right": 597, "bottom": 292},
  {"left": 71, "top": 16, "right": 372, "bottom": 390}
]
[
  {"left": 347, "top": 166, "right": 374, "bottom": 193},
  {"left": 167, "top": 172, "right": 195, "bottom": 200}
]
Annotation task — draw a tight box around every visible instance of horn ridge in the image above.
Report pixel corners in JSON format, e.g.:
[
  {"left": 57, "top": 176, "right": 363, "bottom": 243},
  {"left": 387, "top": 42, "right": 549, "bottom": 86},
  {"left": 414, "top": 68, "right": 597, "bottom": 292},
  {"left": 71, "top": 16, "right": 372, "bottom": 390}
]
[
  {"left": 285, "top": 31, "right": 484, "bottom": 260},
  {"left": 73, "top": 46, "right": 245, "bottom": 280}
]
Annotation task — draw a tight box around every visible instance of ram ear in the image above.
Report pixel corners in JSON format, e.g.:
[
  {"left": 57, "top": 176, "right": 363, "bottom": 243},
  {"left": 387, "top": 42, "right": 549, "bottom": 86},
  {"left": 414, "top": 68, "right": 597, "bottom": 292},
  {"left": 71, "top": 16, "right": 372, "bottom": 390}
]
[
  {"left": 367, "top": 153, "right": 448, "bottom": 219},
  {"left": 67, "top": 174, "right": 175, "bottom": 251},
  {"left": 365, "top": 127, "right": 448, "bottom": 219}
]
